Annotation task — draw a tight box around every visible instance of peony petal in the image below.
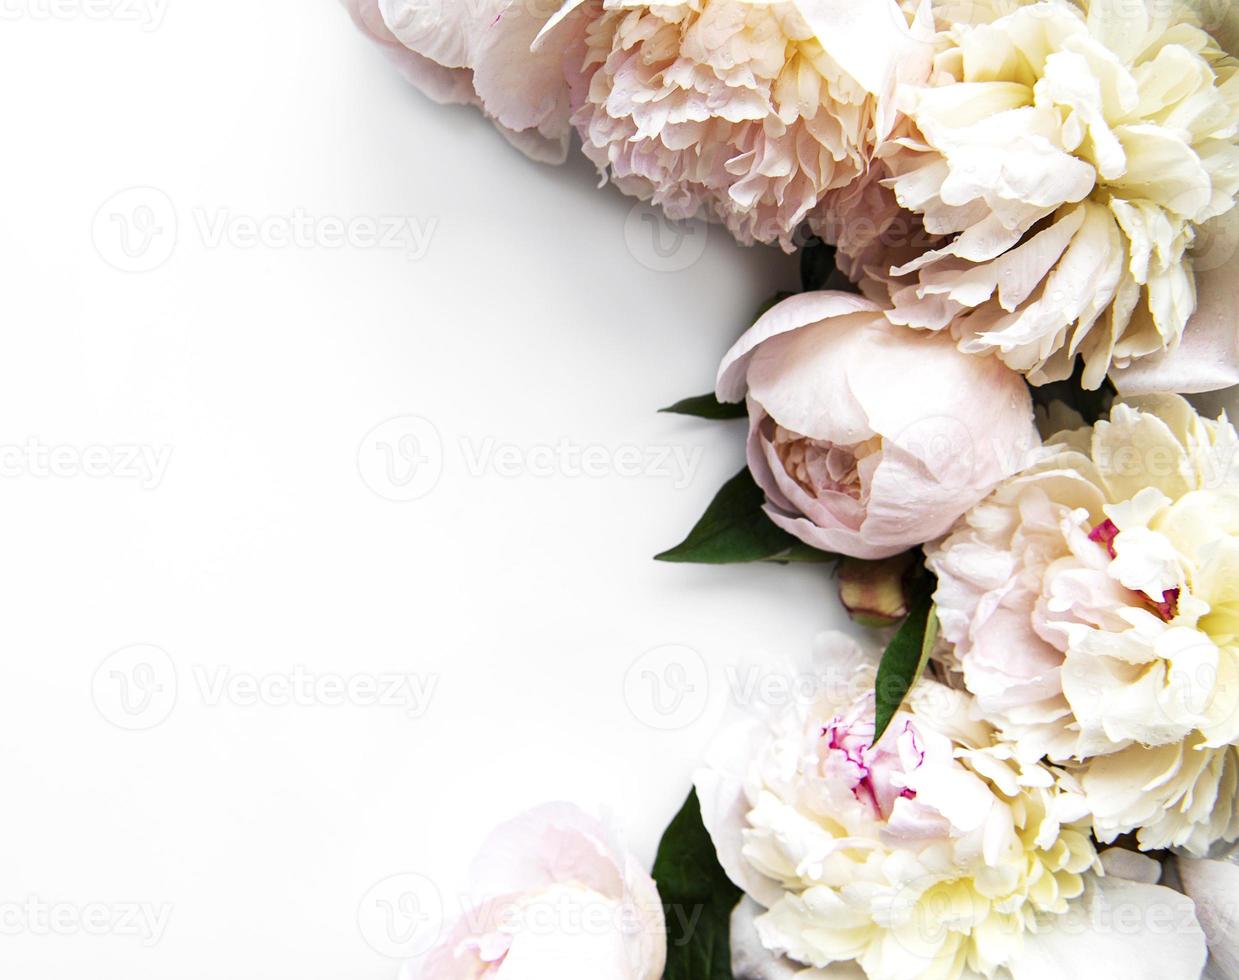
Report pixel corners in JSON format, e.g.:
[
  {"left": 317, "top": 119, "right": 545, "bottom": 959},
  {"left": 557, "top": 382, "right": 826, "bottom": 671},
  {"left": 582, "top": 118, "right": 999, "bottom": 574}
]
[
  {"left": 695, "top": 720, "right": 788, "bottom": 910},
  {"left": 343, "top": 0, "right": 479, "bottom": 105},
  {"left": 1111, "top": 246, "right": 1239, "bottom": 395},
  {"left": 716, "top": 292, "right": 883, "bottom": 404},
  {"left": 378, "top": 0, "right": 488, "bottom": 70},
  {"left": 1098, "top": 847, "right": 1163, "bottom": 885},
  {"left": 730, "top": 896, "right": 803, "bottom": 980},
  {"left": 1175, "top": 856, "right": 1239, "bottom": 979},
  {"left": 743, "top": 319, "right": 880, "bottom": 445},
  {"left": 764, "top": 503, "right": 900, "bottom": 559},
  {"left": 467, "top": 803, "right": 625, "bottom": 904},
  {"left": 471, "top": 2, "right": 575, "bottom": 148},
  {"left": 1010, "top": 877, "right": 1206, "bottom": 980},
  {"left": 792, "top": 0, "right": 925, "bottom": 97},
  {"left": 844, "top": 326, "right": 1037, "bottom": 487}
]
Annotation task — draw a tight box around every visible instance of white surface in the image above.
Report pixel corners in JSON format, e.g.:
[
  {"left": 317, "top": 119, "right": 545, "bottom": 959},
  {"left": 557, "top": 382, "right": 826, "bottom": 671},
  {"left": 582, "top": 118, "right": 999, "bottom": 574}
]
[{"left": 0, "top": 1, "right": 858, "bottom": 977}]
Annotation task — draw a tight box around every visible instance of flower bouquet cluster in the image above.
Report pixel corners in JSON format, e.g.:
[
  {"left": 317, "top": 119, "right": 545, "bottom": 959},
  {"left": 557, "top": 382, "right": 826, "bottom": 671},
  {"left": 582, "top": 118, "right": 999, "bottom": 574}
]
[{"left": 348, "top": 0, "right": 1239, "bottom": 976}]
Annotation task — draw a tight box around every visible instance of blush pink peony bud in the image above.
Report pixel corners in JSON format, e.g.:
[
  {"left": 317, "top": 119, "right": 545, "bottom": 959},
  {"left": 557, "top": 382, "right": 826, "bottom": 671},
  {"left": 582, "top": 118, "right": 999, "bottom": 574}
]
[{"left": 717, "top": 293, "right": 1039, "bottom": 560}]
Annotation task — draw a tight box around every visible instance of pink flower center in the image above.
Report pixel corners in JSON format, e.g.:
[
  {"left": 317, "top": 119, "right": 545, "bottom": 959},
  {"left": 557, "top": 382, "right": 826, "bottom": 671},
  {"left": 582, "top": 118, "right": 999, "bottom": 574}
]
[
  {"left": 774, "top": 426, "right": 880, "bottom": 502},
  {"left": 1089, "top": 518, "right": 1119, "bottom": 558},
  {"left": 822, "top": 714, "right": 920, "bottom": 820},
  {"left": 1149, "top": 587, "right": 1181, "bottom": 621},
  {"left": 1090, "top": 518, "right": 1180, "bottom": 622}
]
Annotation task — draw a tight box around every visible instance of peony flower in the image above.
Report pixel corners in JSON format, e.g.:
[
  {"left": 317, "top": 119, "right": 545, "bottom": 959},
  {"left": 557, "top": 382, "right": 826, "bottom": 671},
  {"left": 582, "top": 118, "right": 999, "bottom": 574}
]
[
  {"left": 549, "top": 0, "right": 930, "bottom": 250},
  {"left": 1171, "top": 854, "right": 1239, "bottom": 980},
  {"left": 696, "top": 631, "right": 1206, "bottom": 980},
  {"left": 409, "top": 803, "right": 665, "bottom": 980},
  {"left": 716, "top": 291, "right": 1038, "bottom": 560},
  {"left": 926, "top": 394, "right": 1239, "bottom": 855},
  {"left": 343, "top": 0, "right": 478, "bottom": 107},
  {"left": 345, "top": 0, "right": 583, "bottom": 164},
  {"left": 873, "top": 0, "right": 1239, "bottom": 392}
]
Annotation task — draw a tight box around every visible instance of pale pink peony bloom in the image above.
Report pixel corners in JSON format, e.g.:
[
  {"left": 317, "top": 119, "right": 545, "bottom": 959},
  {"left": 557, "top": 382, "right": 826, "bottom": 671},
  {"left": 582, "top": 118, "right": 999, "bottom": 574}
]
[
  {"left": 927, "top": 394, "right": 1239, "bottom": 855},
  {"left": 410, "top": 803, "right": 665, "bottom": 980},
  {"left": 696, "top": 631, "right": 1206, "bottom": 980},
  {"left": 344, "top": 0, "right": 584, "bottom": 164},
  {"left": 716, "top": 292, "right": 1038, "bottom": 560},
  {"left": 343, "top": 0, "right": 478, "bottom": 107},
  {"left": 551, "top": 0, "right": 930, "bottom": 250},
  {"left": 869, "top": 0, "right": 1239, "bottom": 392}
]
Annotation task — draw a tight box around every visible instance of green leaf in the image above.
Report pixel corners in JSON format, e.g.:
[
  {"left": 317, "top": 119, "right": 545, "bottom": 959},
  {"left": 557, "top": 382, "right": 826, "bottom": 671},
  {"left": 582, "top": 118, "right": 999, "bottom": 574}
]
[
  {"left": 655, "top": 469, "right": 836, "bottom": 564},
  {"left": 800, "top": 238, "right": 837, "bottom": 292},
  {"left": 660, "top": 393, "right": 748, "bottom": 421},
  {"left": 653, "top": 789, "right": 741, "bottom": 980},
  {"left": 872, "top": 590, "right": 938, "bottom": 745}
]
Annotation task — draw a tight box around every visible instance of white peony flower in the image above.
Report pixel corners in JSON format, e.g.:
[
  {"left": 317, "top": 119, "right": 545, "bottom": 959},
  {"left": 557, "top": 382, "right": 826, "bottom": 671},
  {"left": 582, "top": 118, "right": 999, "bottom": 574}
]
[
  {"left": 875, "top": 0, "right": 1239, "bottom": 391},
  {"left": 696, "top": 631, "right": 1206, "bottom": 980},
  {"left": 549, "top": 0, "right": 929, "bottom": 250},
  {"left": 927, "top": 394, "right": 1239, "bottom": 855}
]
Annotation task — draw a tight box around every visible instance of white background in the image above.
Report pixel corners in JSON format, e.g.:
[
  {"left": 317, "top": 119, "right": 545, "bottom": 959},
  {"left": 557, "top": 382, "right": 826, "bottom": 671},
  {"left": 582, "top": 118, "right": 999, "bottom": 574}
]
[{"left": 0, "top": 1, "right": 858, "bottom": 976}]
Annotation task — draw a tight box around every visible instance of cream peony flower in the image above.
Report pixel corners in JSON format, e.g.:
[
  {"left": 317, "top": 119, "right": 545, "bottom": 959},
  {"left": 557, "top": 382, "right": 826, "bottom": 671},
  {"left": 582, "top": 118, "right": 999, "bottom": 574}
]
[
  {"left": 548, "top": 0, "right": 928, "bottom": 250},
  {"left": 697, "top": 631, "right": 1206, "bottom": 980},
  {"left": 877, "top": 0, "right": 1239, "bottom": 391},
  {"left": 927, "top": 394, "right": 1239, "bottom": 855},
  {"left": 409, "top": 803, "right": 665, "bottom": 980},
  {"left": 717, "top": 292, "right": 1038, "bottom": 559}
]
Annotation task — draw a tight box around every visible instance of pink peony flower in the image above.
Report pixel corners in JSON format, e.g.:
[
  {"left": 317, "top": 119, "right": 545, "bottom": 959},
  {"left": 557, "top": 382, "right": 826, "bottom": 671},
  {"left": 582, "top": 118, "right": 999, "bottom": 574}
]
[
  {"left": 716, "top": 292, "right": 1039, "bottom": 559},
  {"left": 411, "top": 803, "right": 665, "bottom": 980},
  {"left": 342, "top": 0, "right": 478, "bottom": 107},
  {"left": 344, "top": 0, "right": 584, "bottom": 164},
  {"left": 551, "top": 0, "right": 931, "bottom": 250}
]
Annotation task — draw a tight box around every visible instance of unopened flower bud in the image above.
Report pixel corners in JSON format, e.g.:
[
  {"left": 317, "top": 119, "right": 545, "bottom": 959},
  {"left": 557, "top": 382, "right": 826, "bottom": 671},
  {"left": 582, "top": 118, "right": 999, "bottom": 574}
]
[{"left": 838, "top": 554, "right": 915, "bottom": 627}]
